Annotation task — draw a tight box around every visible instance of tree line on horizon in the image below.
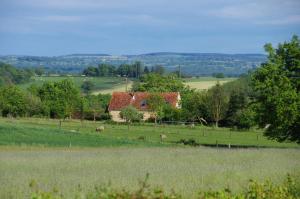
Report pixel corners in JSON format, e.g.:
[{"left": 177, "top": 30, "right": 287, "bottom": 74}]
[{"left": 82, "top": 61, "right": 165, "bottom": 78}]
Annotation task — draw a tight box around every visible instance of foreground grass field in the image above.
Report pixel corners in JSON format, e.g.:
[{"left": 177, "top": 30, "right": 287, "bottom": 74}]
[
  {"left": 0, "top": 118, "right": 299, "bottom": 198},
  {"left": 0, "top": 147, "right": 299, "bottom": 198},
  {"left": 0, "top": 118, "right": 299, "bottom": 148}
]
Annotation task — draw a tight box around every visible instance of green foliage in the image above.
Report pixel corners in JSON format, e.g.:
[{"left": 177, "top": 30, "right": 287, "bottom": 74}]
[
  {"left": 0, "top": 86, "right": 27, "bottom": 117},
  {"left": 38, "top": 79, "right": 80, "bottom": 119},
  {"left": 252, "top": 35, "right": 300, "bottom": 143},
  {"left": 235, "top": 106, "right": 256, "bottom": 130},
  {"left": 0, "top": 62, "right": 32, "bottom": 86},
  {"left": 199, "top": 174, "right": 299, "bottom": 199},
  {"left": 28, "top": 175, "right": 300, "bottom": 199},
  {"left": 133, "top": 73, "right": 185, "bottom": 92},
  {"left": 81, "top": 80, "right": 95, "bottom": 95},
  {"left": 120, "top": 105, "right": 143, "bottom": 124},
  {"left": 147, "top": 93, "right": 166, "bottom": 123},
  {"left": 83, "top": 61, "right": 144, "bottom": 78},
  {"left": 225, "top": 91, "right": 248, "bottom": 127},
  {"left": 213, "top": 72, "right": 225, "bottom": 78},
  {"left": 24, "top": 93, "right": 47, "bottom": 117},
  {"left": 181, "top": 90, "right": 209, "bottom": 122},
  {"left": 84, "top": 94, "right": 111, "bottom": 121}
]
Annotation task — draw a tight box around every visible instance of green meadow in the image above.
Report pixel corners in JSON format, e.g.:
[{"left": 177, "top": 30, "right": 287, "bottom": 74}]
[
  {"left": 0, "top": 118, "right": 299, "bottom": 198},
  {"left": 0, "top": 117, "right": 299, "bottom": 148}
]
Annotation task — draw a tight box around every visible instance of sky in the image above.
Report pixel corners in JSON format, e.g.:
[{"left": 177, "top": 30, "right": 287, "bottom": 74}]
[{"left": 0, "top": 0, "right": 300, "bottom": 56}]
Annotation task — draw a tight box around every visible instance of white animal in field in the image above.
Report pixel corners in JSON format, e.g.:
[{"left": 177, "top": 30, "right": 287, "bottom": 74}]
[
  {"left": 96, "top": 126, "right": 105, "bottom": 132},
  {"left": 160, "top": 134, "right": 167, "bottom": 142}
]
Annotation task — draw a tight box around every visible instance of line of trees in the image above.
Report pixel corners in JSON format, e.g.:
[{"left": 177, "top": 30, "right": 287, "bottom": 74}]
[
  {"left": 82, "top": 62, "right": 165, "bottom": 78},
  {"left": 0, "top": 80, "right": 111, "bottom": 121}
]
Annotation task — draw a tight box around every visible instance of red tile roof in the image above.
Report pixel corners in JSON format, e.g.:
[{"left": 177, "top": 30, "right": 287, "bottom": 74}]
[{"left": 108, "top": 92, "right": 180, "bottom": 111}]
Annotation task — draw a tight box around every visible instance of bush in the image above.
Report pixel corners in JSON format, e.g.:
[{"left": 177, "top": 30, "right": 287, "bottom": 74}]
[{"left": 29, "top": 175, "right": 299, "bottom": 199}]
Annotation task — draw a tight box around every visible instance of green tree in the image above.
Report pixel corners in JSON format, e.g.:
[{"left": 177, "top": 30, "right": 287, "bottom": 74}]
[
  {"left": 119, "top": 105, "right": 143, "bottom": 129},
  {"left": 133, "top": 73, "right": 185, "bottom": 92},
  {"left": 24, "top": 93, "right": 46, "bottom": 117},
  {"left": 144, "top": 66, "right": 150, "bottom": 74},
  {"left": 207, "top": 82, "right": 227, "bottom": 127},
  {"left": 82, "top": 66, "right": 98, "bottom": 76},
  {"left": 0, "top": 86, "right": 26, "bottom": 117},
  {"left": 147, "top": 93, "right": 165, "bottom": 124},
  {"left": 235, "top": 106, "right": 256, "bottom": 129},
  {"left": 252, "top": 35, "right": 300, "bottom": 142},
  {"left": 225, "top": 91, "right": 248, "bottom": 126},
  {"left": 85, "top": 94, "right": 109, "bottom": 121},
  {"left": 81, "top": 80, "right": 95, "bottom": 95},
  {"left": 181, "top": 90, "right": 209, "bottom": 123},
  {"left": 38, "top": 79, "right": 80, "bottom": 120}
]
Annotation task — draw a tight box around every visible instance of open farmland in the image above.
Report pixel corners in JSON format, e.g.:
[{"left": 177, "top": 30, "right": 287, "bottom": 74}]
[
  {"left": 183, "top": 77, "right": 236, "bottom": 90},
  {"left": 0, "top": 118, "right": 299, "bottom": 148},
  {"left": 18, "top": 76, "right": 128, "bottom": 94},
  {"left": 0, "top": 118, "right": 299, "bottom": 198}
]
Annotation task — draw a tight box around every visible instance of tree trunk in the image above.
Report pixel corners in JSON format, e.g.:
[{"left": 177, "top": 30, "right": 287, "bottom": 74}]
[
  {"left": 215, "top": 120, "right": 219, "bottom": 128},
  {"left": 93, "top": 110, "right": 96, "bottom": 122}
]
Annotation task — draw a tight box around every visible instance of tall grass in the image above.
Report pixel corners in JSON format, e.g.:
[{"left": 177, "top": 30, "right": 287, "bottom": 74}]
[{"left": 0, "top": 147, "right": 299, "bottom": 198}]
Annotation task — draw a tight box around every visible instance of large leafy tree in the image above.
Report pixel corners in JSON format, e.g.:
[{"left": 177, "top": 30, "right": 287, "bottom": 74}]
[
  {"left": 252, "top": 35, "right": 300, "bottom": 143},
  {"left": 0, "top": 86, "right": 27, "bottom": 117},
  {"left": 38, "top": 79, "right": 80, "bottom": 119},
  {"left": 181, "top": 90, "right": 209, "bottom": 123},
  {"left": 133, "top": 73, "right": 185, "bottom": 92}
]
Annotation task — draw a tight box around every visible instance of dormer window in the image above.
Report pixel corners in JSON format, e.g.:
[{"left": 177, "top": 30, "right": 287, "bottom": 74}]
[{"left": 140, "top": 100, "right": 147, "bottom": 107}]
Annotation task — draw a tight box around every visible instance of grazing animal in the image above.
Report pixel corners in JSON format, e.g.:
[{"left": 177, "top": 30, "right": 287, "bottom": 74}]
[
  {"left": 160, "top": 134, "right": 167, "bottom": 142},
  {"left": 96, "top": 126, "right": 105, "bottom": 132}
]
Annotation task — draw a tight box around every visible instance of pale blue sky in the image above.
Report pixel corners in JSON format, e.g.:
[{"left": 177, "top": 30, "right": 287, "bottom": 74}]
[{"left": 0, "top": 0, "right": 299, "bottom": 56}]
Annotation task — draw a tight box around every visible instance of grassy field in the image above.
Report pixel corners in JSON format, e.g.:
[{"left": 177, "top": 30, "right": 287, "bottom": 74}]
[
  {"left": 18, "top": 76, "right": 128, "bottom": 94},
  {"left": 0, "top": 147, "right": 299, "bottom": 198},
  {"left": 183, "top": 77, "right": 236, "bottom": 90},
  {"left": 0, "top": 118, "right": 299, "bottom": 198},
  {"left": 0, "top": 117, "right": 298, "bottom": 148},
  {"left": 92, "top": 81, "right": 133, "bottom": 94}
]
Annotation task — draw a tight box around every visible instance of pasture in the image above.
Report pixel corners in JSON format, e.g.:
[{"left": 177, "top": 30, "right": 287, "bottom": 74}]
[
  {"left": 0, "top": 118, "right": 299, "bottom": 198},
  {"left": 183, "top": 77, "right": 236, "bottom": 90},
  {"left": 0, "top": 118, "right": 299, "bottom": 148}
]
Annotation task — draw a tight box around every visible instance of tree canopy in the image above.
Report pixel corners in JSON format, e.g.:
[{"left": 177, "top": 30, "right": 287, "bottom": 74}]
[{"left": 252, "top": 35, "right": 300, "bottom": 143}]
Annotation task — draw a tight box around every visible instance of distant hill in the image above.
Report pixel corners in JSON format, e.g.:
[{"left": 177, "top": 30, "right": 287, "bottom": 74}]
[{"left": 0, "top": 52, "right": 267, "bottom": 76}]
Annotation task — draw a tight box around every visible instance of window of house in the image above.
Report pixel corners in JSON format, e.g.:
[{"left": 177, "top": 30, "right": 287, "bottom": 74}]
[{"left": 141, "top": 100, "right": 147, "bottom": 107}]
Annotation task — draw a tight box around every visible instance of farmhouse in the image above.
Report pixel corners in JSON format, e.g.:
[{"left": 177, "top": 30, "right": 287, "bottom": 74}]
[{"left": 108, "top": 92, "right": 181, "bottom": 122}]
